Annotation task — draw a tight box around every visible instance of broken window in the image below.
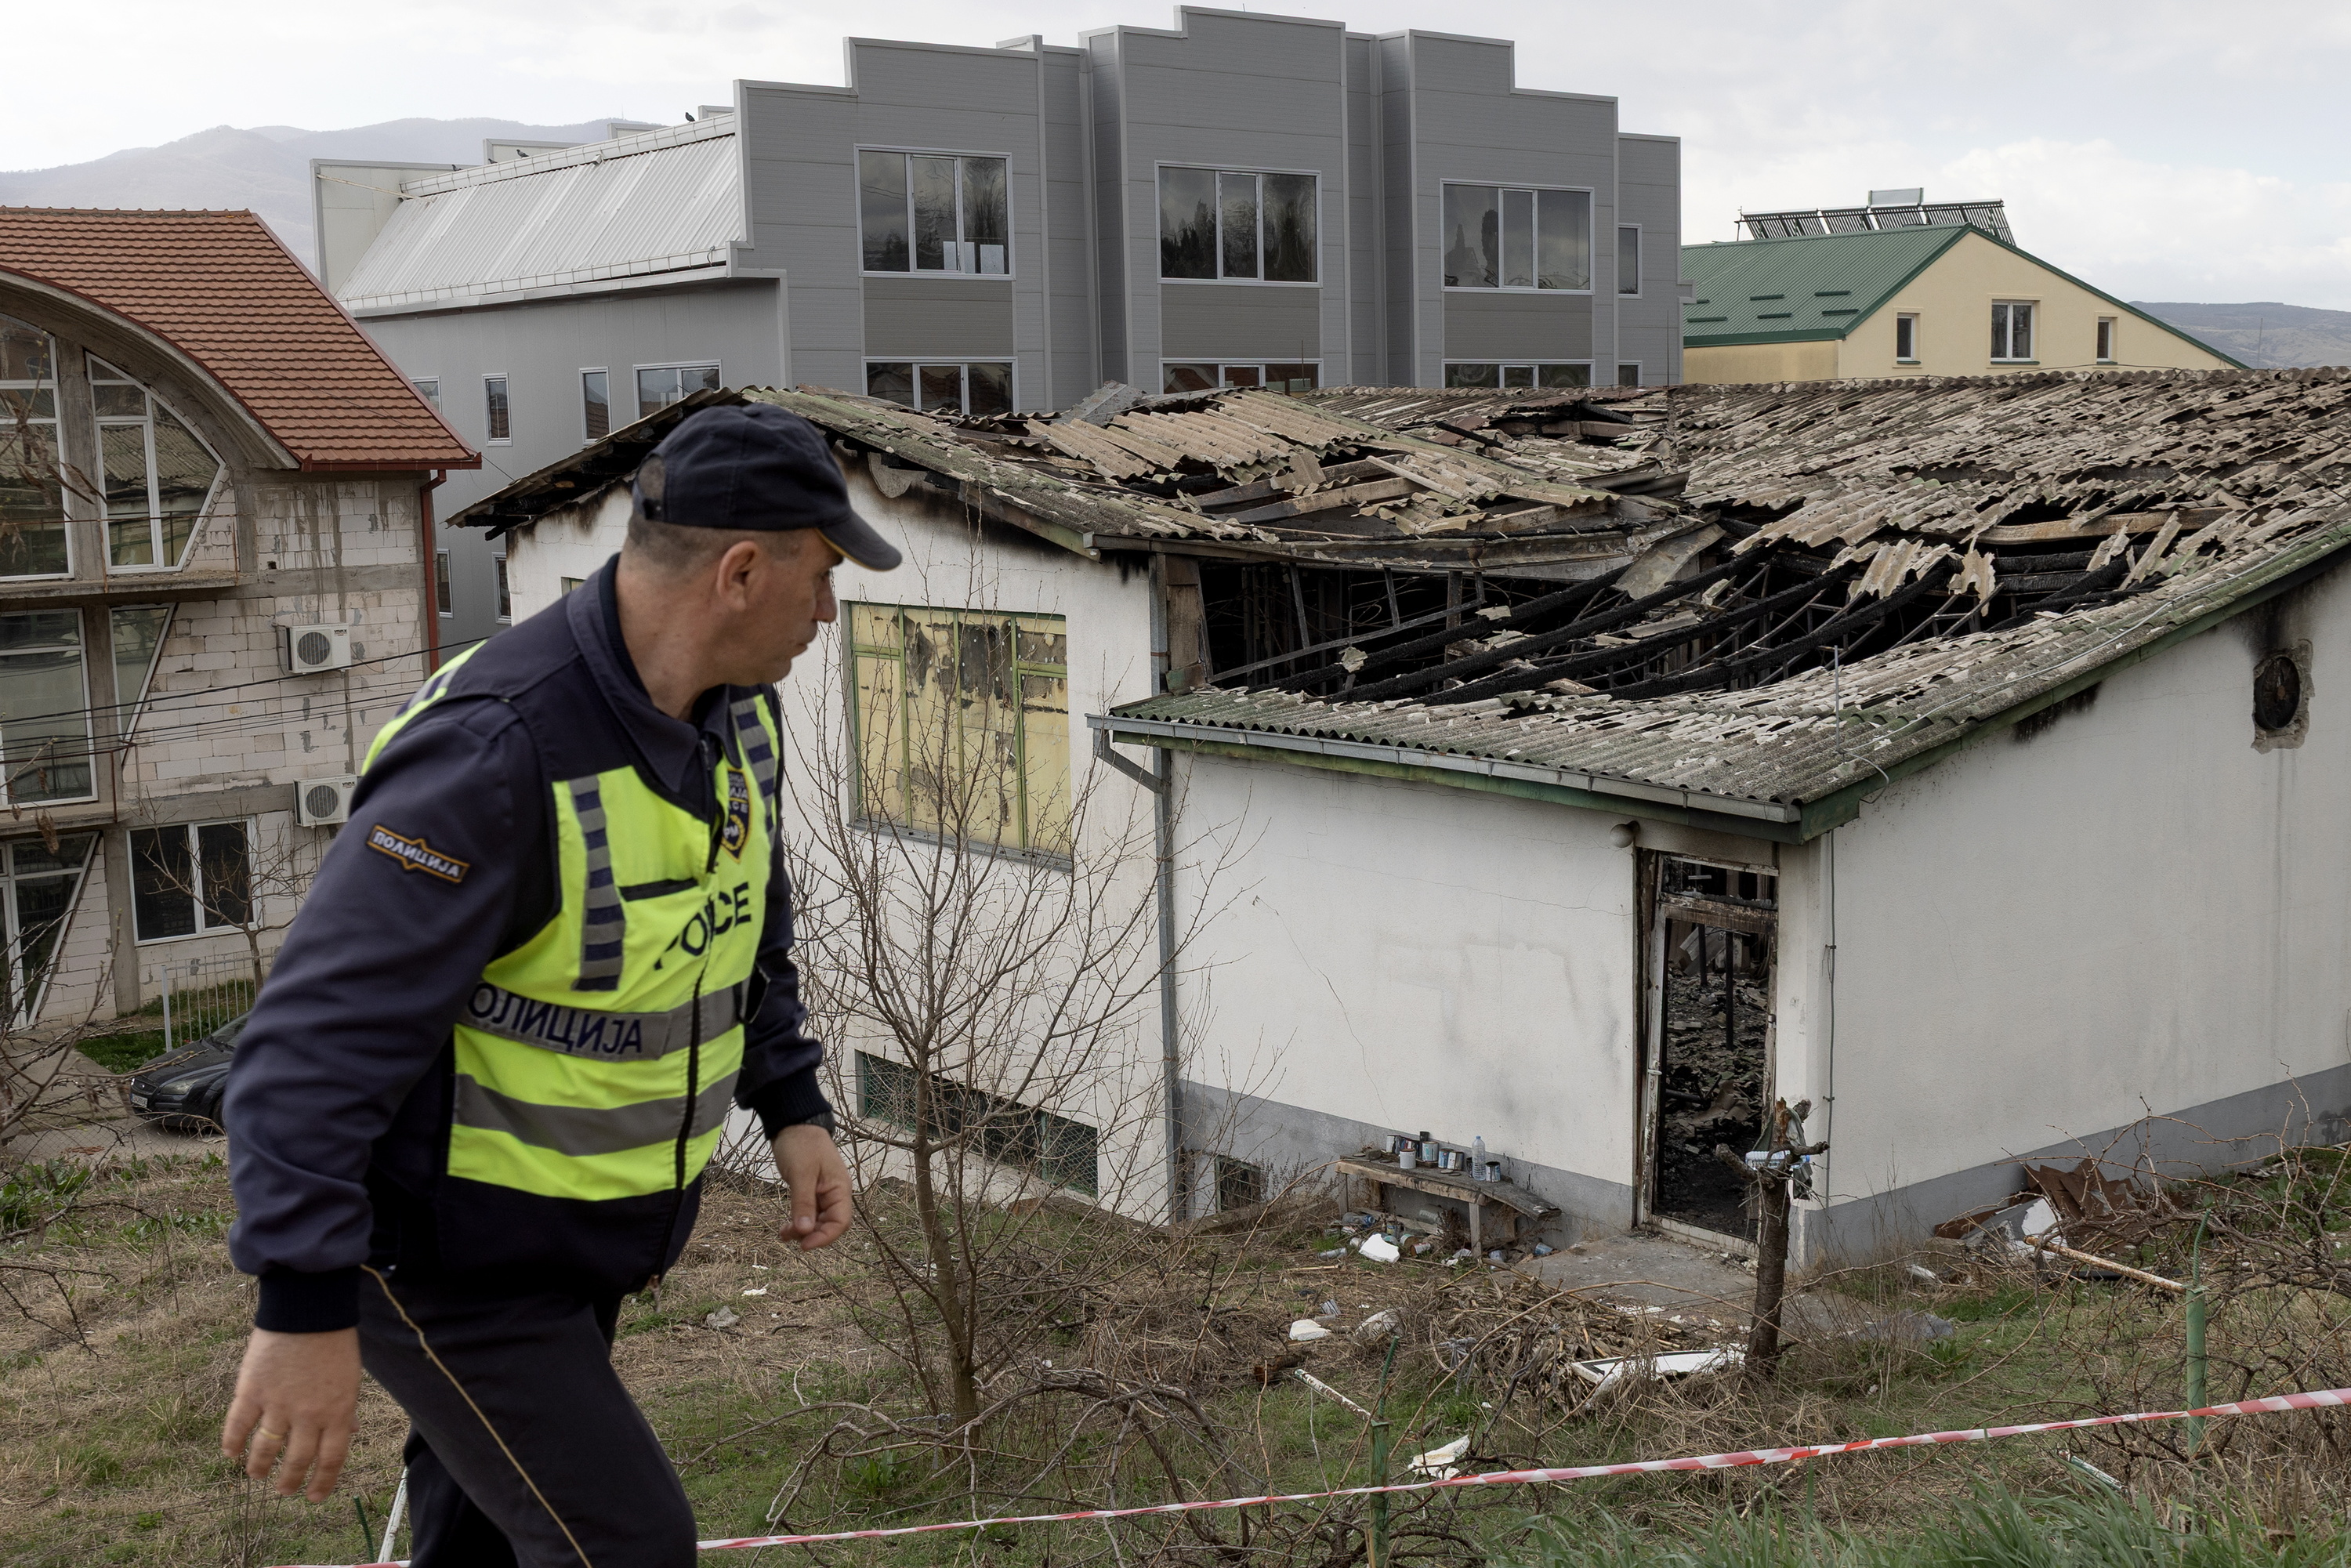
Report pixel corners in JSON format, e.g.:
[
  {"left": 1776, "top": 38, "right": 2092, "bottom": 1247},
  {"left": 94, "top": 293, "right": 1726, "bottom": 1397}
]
[
  {"left": 636, "top": 364, "right": 719, "bottom": 419},
  {"left": 1214, "top": 1156, "right": 1266, "bottom": 1213},
  {"left": 0, "top": 316, "right": 67, "bottom": 578},
  {"left": 848, "top": 602, "right": 1070, "bottom": 859},
  {"left": 1645, "top": 856, "right": 1777, "bottom": 1240},
  {"left": 1991, "top": 299, "right": 2035, "bottom": 361},
  {"left": 1442, "top": 363, "right": 1589, "bottom": 389},
  {"left": 865, "top": 361, "right": 1014, "bottom": 418},
  {"left": 1163, "top": 362, "right": 1319, "bottom": 394},
  {"left": 1158, "top": 167, "right": 1317, "bottom": 282},
  {"left": 1443, "top": 183, "right": 1590, "bottom": 290},
  {"left": 89, "top": 358, "right": 223, "bottom": 573},
  {"left": 857, "top": 1050, "right": 1098, "bottom": 1194},
  {"left": 860, "top": 150, "right": 1009, "bottom": 275}
]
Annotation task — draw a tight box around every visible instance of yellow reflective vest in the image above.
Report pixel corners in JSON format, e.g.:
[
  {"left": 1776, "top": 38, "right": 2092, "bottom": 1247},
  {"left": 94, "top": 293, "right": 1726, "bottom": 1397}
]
[{"left": 364, "top": 643, "right": 782, "bottom": 1211}]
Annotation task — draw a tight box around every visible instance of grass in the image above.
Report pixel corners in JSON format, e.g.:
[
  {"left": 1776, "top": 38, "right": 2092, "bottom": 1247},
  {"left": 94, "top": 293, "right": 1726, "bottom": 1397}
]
[
  {"left": 0, "top": 1159, "right": 2344, "bottom": 1566},
  {"left": 77, "top": 1029, "right": 168, "bottom": 1075}
]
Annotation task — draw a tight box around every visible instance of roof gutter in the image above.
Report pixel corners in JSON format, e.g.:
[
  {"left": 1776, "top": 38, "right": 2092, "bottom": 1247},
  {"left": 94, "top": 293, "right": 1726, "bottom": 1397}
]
[{"left": 1089, "top": 713, "right": 1806, "bottom": 843}]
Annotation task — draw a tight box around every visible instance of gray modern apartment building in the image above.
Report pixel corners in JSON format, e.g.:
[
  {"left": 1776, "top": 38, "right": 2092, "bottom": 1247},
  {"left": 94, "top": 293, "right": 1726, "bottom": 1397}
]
[{"left": 316, "top": 8, "right": 1683, "bottom": 650}]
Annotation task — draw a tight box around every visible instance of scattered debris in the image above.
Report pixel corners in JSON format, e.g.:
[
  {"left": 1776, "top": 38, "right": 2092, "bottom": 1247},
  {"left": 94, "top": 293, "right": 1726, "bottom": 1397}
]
[
  {"left": 1407, "top": 1435, "right": 1471, "bottom": 1479},
  {"left": 1357, "top": 1235, "right": 1401, "bottom": 1264},
  {"left": 1288, "top": 1320, "right": 1332, "bottom": 1342},
  {"left": 1572, "top": 1348, "right": 1745, "bottom": 1392},
  {"left": 703, "top": 1306, "right": 741, "bottom": 1331},
  {"left": 1353, "top": 1309, "right": 1400, "bottom": 1345}
]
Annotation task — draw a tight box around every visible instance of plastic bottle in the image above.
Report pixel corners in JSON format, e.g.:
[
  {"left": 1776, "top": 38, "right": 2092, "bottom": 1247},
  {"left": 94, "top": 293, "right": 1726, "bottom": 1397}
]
[{"left": 1472, "top": 1135, "right": 1487, "bottom": 1179}]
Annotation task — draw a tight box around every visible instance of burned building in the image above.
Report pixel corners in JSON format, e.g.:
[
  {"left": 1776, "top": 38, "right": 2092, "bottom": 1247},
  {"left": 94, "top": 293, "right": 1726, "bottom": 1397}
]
[{"left": 462, "top": 366, "right": 2351, "bottom": 1261}]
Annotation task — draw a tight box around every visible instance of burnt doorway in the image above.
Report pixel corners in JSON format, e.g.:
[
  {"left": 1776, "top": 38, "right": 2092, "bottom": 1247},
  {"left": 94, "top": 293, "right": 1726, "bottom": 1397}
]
[{"left": 1641, "top": 856, "right": 1777, "bottom": 1239}]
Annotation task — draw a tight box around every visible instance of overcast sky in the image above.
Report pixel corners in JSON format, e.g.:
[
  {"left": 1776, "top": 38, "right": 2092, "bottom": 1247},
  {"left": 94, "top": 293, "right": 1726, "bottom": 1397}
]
[{"left": 14, "top": 0, "right": 2351, "bottom": 306}]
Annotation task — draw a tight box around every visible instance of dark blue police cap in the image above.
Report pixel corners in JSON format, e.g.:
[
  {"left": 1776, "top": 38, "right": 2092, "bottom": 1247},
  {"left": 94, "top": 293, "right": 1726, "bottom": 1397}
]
[{"left": 632, "top": 403, "right": 901, "bottom": 571}]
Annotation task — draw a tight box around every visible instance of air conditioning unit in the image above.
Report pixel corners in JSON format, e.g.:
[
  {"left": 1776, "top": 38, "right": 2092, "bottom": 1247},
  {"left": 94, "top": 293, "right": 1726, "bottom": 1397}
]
[
  {"left": 285, "top": 621, "right": 352, "bottom": 674},
  {"left": 297, "top": 775, "right": 358, "bottom": 827}
]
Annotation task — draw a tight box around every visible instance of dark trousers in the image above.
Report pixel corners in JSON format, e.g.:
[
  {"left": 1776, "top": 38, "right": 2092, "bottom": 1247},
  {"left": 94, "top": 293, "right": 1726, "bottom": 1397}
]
[{"left": 357, "top": 1268, "right": 696, "bottom": 1568}]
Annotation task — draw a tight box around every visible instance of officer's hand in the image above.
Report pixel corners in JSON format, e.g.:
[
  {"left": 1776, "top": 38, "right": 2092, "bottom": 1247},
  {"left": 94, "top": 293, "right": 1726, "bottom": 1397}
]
[
  {"left": 220, "top": 1326, "right": 361, "bottom": 1501},
  {"left": 773, "top": 1124, "right": 852, "bottom": 1251}
]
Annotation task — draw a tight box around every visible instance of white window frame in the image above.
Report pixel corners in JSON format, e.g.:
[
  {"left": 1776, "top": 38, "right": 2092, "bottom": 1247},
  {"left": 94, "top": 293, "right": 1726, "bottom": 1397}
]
[
  {"left": 580, "top": 368, "right": 611, "bottom": 444},
  {"left": 88, "top": 358, "right": 226, "bottom": 577},
  {"left": 1617, "top": 223, "right": 1643, "bottom": 298},
  {"left": 1155, "top": 163, "right": 1321, "bottom": 287},
  {"left": 129, "top": 817, "right": 252, "bottom": 946},
  {"left": 411, "top": 377, "right": 440, "bottom": 409},
  {"left": 856, "top": 147, "right": 1016, "bottom": 279},
  {"left": 0, "top": 320, "right": 71, "bottom": 582},
  {"left": 1159, "top": 361, "right": 1323, "bottom": 394},
  {"left": 862, "top": 360, "right": 1018, "bottom": 418},
  {"left": 1895, "top": 313, "right": 1921, "bottom": 363},
  {"left": 1440, "top": 362, "right": 1592, "bottom": 390},
  {"left": 0, "top": 832, "right": 96, "bottom": 1023},
  {"left": 632, "top": 362, "right": 721, "bottom": 422},
  {"left": 1991, "top": 299, "right": 2038, "bottom": 364},
  {"left": 494, "top": 552, "right": 512, "bottom": 624},
  {"left": 0, "top": 609, "right": 95, "bottom": 808},
  {"left": 2096, "top": 317, "right": 2117, "bottom": 364},
  {"left": 433, "top": 550, "right": 452, "bottom": 617},
  {"left": 1617, "top": 363, "right": 1643, "bottom": 388},
  {"left": 1439, "top": 181, "right": 1596, "bottom": 295},
  {"left": 482, "top": 374, "right": 511, "bottom": 444}
]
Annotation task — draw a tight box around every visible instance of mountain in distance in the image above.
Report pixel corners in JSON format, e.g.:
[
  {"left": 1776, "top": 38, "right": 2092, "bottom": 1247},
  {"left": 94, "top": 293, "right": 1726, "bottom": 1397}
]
[
  {"left": 0, "top": 118, "right": 631, "bottom": 271},
  {"left": 2132, "top": 301, "right": 2351, "bottom": 370}
]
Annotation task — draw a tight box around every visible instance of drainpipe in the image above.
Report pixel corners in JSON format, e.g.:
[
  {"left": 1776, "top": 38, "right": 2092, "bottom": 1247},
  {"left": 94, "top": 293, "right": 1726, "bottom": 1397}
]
[
  {"left": 417, "top": 470, "right": 445, "bottom": 670},
  {"left": 1150, "top": 557, "right": 1183, "bottom": 1223}
]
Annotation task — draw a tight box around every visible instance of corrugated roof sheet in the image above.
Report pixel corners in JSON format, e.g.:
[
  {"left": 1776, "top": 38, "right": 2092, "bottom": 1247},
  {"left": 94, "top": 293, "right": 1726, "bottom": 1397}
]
[
  {"left": 1679, "top": 228, "right": 1963, "bottom": 346},
  {"left": 1112, "top": 369, "right": 2351, "bottom": 827},
  {"left": 455, "top": 378, "right": 1685, "bottom": 572},
  {"left": 0, "top": 206, "right": 476, "bottom": 472},
  {"left": 338, "top": 123, "right": 741, "bottom": 312}
]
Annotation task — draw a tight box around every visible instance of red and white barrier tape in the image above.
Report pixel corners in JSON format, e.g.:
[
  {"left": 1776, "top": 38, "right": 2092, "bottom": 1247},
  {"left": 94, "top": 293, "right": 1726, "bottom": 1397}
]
[{"left": 284, "top": 1385, "right": 2350, "bottom": 1566}]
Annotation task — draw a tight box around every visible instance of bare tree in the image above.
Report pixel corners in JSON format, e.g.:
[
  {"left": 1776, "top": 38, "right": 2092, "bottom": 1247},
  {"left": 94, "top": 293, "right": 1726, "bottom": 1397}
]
[{"left": 767, "top": 564, "right": 1237, "bottom": 1429}]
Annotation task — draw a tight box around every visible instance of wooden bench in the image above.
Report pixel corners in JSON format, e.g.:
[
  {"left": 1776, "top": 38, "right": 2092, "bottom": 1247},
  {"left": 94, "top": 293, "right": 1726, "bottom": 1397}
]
[{"left": 1335, "top": 1154, "right": 1559, "bottom": 1255}]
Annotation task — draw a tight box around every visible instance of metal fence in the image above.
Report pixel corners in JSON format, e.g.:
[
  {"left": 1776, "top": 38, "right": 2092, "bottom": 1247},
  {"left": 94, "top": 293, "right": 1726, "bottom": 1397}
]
[{"left": 159, "top": 952, "right": 260, "bottom": 1053}]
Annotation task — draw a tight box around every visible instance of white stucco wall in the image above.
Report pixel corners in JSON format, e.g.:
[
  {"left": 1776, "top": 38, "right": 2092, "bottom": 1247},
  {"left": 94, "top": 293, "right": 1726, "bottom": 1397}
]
[
  {"left": 1770, "top": 565, "right": 2351, "bottom": 1258},
  {"left": 1176, "top": 755, "right": 1648, "bottom": 1223}
]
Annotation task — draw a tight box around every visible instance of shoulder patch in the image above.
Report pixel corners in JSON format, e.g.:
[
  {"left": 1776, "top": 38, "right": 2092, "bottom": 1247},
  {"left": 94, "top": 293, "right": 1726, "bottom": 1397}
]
[{"left": 366, "top": 824, "right": 472, "bottom": 884}]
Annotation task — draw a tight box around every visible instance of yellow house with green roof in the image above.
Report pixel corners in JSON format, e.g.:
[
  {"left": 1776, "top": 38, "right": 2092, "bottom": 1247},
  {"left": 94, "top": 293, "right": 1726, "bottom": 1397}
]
[{"left": 1680, "top": 226, "right": 2239, "bottom": 384}]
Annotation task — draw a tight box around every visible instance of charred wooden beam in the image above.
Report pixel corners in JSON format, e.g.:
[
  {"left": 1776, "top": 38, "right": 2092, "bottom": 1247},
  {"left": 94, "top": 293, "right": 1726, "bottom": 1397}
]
[{"left": 1340, "top": 556, "right": 1749, "bottom": 703}]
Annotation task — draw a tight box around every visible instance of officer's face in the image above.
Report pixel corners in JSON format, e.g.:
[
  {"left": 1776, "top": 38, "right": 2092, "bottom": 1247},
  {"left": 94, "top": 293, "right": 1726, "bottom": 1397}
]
[{"left": 718, "top": 530, "right": 837, "bottom": 684}]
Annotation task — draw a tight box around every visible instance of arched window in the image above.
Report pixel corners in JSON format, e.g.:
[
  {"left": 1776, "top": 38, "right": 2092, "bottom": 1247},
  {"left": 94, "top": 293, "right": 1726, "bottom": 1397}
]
[
  {"left": 0, "top": 314, "right": 68, "bottom": 578},
  {"left": 89, "top": 357, "right": 223, "bottom": 571}
]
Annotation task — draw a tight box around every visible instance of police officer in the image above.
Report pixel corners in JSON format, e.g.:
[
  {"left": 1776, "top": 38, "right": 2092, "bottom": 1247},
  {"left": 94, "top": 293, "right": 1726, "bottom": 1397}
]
[{"left": 217, "top": 404, "right": 899, "bottom": 1565}]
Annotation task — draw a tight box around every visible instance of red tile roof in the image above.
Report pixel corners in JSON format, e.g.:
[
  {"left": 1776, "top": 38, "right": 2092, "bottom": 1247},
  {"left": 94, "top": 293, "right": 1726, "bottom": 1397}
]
[{"left": 0, "top": 208, "right": 477, "bottom": 473}]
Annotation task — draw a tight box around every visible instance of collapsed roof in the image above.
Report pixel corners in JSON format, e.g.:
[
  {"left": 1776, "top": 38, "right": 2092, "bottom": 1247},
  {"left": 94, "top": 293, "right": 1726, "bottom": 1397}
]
[
  {"left": 449, "top": 378, "right": 1690, "bottom": 577},
  {"left": 762, "top": 382, "right": 1686, "bottom": 574},
  {"left": 1107, "top": 369, "right": 2351, "bottom": 838}
]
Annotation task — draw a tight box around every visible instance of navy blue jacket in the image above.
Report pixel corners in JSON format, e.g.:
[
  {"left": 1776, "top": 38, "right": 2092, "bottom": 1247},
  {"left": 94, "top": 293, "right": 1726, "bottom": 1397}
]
[{"left": 224, "top": 559, "right": 830, "bottom": 1331}]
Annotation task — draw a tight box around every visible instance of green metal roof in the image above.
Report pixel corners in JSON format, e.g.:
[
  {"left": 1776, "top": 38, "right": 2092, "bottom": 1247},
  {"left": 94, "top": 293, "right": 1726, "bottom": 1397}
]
[
  {"left": 1680, "top": 227, "right": 1965, "bottom": 346},
  {"left": 1679, "top": 227, "right": 2249, "bottom": 368}
]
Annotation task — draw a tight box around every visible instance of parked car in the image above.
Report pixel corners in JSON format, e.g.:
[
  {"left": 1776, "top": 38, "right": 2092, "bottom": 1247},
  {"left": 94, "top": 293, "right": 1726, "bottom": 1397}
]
[{"left": 127, "top": 1012, "right": 249, "bottom": 1132}]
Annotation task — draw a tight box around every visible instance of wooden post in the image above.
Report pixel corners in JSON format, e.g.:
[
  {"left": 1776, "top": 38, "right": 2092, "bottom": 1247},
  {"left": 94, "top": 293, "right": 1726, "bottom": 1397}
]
[{"left": 1715, "top": 1098, "right": 1827, "bottom": 1381}]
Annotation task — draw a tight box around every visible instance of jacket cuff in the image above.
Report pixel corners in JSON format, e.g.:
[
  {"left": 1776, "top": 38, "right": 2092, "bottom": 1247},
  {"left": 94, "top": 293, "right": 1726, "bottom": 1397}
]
[
  {"left": 746, "top": 1069, "right": 835, "bottom": 1141},
  {"left": 255, "top": 1266, "right": 362, "bottom": 1333}
]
